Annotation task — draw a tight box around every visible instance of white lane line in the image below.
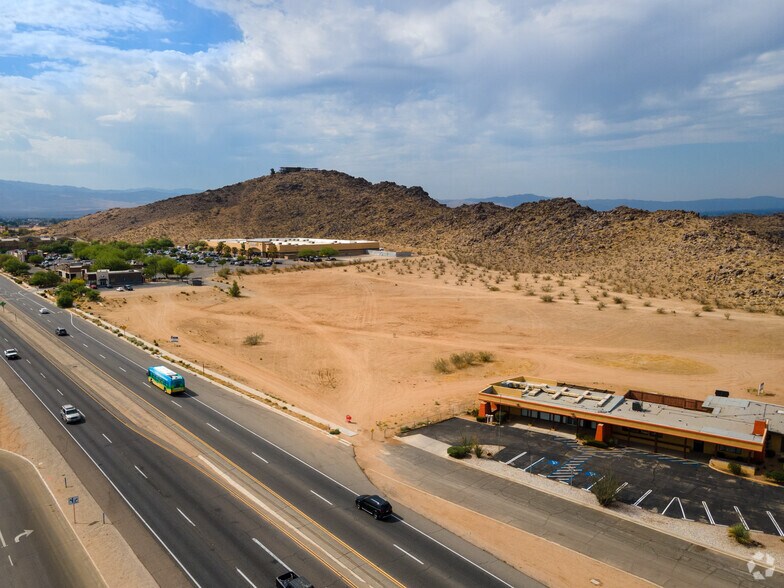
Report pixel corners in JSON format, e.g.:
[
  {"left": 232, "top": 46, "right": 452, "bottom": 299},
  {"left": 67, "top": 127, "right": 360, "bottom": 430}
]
[
  {"left": 56, "top": 388, "right": 63, "bottom": 396},
  {"left": 39, "top": 372, "right": 46, "bottom": 379},
  {"left": 134, "top": 465, "right": 148, "bottom": 479},
  {"left": 399, "top": 518, "right": 514, "bottom": 587},
  {"left": 119, "top": 366, "right": 127, "bottom": 372},
  {"left": 702, "top": 501, "right": 715, "bottom": 525},
  {"left": 613, "top": 482, "right": 628, "bottom": 496},
  {"left": 522, "top": 457, "right": 545, "bottom": 472},
  {"left": 633, "top": 489, "right": 652, "bottom": 507},
  {"left": 251, "top": 451, "right": 268, "bottom": 464},
  {"left": 102, "top": 434, "right": 112, "bottom": 444},
  {"left": 0, "top": 528, "right": 6, "bottom": 547},
  {"left": 177, "top": 508, "right": 196, "bottom": 527},
  {"left": 767, "top": 511, "right": 784, "bottom": 536},
  {"left": 504, "top": 451, "right": 527, "bottom": 465},
  {"left": 252, "top": 538, "right": 291, "bottom": 571},
  {"left": 82, "top": 343, "right": 88, "bottom": 348},
  {"left": 236, "top": 568, "right": 257, "bottom": 588},
  {"left": 206, "top": 422, "right": 220, "bottom": 432},
  {"left": 99, "top": 354, "right": 106, "bottom": 359},
  {"left": 394, "top": 544, "right": 424, "bottom": 566},
  {"left": 339, "top": 439, "right": 351, "bottom": 446},
  {"left": 310, "top": 490, "right": 333, "bottom": 506},
  {"left": 734, "top": 506, "right": 749, "bottom": 530},
  {"left": 143, "top": 383, "right": 152, "bottom": 388},
  {"left": 0, "top": 357, "right": 202, "bottom": 587},
  {"left": 7, "top": 555, "right": 12, "bottom": 566},
  {"left": 25, "top": 359, "right": 31, "bottom": 364},
  {"left": 171, "top": 400, "right": 183, "bottom": 408}
]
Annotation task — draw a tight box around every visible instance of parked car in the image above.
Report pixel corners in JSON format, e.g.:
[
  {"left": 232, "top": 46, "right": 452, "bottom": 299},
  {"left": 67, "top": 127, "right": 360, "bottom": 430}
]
[
  {"left": 60, "top": 404, "right": 83, "bottom": 424},
  {"left": 124, "top": 284, "right": 133, "bottom": 291},
  {"left": 3, "top": 348, "right": 19, "bottom": 360},
  {"left": 116, "top": 287, "right": 125, "bottom": 292},
  {"left": 55, "top": 327, "right": 68, "bottom": 336},
  {"left": 276, "top": 571, "right": 314, "bottom": 588},
  {"left": 89, "top": 284, "right": 98, "bottom": 289},
  {"left": 355, "top": 494, "right": 393, "bottom": 520},
  {"left": 39, "top": 307, "right": 50, "bottom": 314}
]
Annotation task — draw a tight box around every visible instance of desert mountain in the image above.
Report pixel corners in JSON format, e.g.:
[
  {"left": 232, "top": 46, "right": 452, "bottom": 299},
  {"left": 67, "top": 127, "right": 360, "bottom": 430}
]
[{"left": 52, "top": 170, "right": 784, "bottom": 311}]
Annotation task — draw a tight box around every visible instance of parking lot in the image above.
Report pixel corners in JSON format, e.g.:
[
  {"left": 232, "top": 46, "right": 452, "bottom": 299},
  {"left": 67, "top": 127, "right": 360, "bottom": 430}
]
[{"left": 410, "top": 418, "right": 784, "bottom": 536}]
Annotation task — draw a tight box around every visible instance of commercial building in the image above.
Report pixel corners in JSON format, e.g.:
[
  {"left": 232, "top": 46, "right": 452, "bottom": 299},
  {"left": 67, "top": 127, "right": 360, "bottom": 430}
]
[
  {"left": 477, "top": 376, "right": 784, "bottom": 462},
  {"left": 55, "top": 261, "right": 144, "bottom": 287},
  {"left": 203, "top": 237, "right": 380, "bottom": 258}
]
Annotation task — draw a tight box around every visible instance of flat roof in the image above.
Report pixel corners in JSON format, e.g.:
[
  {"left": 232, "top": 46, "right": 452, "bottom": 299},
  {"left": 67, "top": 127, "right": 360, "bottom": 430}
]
[
  {"left": 485, "top": 378, "right": 775, "bottom": 446},
  {"left": 209, "top": 237, "right": 377, "bottom": 245}
]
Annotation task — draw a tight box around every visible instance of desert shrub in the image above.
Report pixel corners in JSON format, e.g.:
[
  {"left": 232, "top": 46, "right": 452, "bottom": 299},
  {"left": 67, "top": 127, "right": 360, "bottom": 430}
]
[
  {"left": 728, "top": 462, "right": 743, "bottom": 475},
  {"left": 728, "top": 523, "right": 752, "bottom": 545},
  {"left": 724, "top": 312, "right": 731, "bottom": 320},
  {"left": 56, "top": 292, "right": 74, "bottom": 308},
  {"left": 693, "top": 310, "right": 701, "bottom": 317},
  {"left": 540, "top": 294, "right": 554, "bottom": 303},
  {"left": 701, "top": 304, "right": 714, "bottom": 312},
  {"left": 541, "top": 284, "right": 553, "bottom": 293},
  {"left": 597, "top": 302, "right": 606, "bottom": 310},
  {"left": 328, "top": 428, "right": 340, "bottom": 435},
  {"left": 243, "top": 333, "right": 264, "bottom": 346},
  {"left": 447, "top": 445, "right": 469, "bottom": 459},
  {"left": 217, "top": 267, "right": 231, "bottom": 279},
  {"left": 612, "top": 296, "right": 624, "bottom": 304},
  {"left": 765, "top": 470, "right": 784, "bottom": 484},
  {"left": 591, "top": 472, "right": 620, "bottom": 507},
  {"left": 228, "top": 280, "right": 241, "bottom": 297},
  {"left": 473, "top": 444, "right": 484, "bottom": 458},
  {"left": 477, "top": 351, "right": 494, "bottom": 363},
  {"left": 656, "top": 307, "right": 666, "bottom": 314},
  {"left": 643, "top": 301, "right": 652, "bottom": 307},
  {"left": 433, "top": 358, "right": 452, "bottom": 374}
]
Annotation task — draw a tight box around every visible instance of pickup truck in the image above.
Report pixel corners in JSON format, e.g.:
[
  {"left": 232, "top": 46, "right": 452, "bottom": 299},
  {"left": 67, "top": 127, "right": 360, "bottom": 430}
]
[{"left": 275, "top": 571, "right": 314, "bottom": 588}]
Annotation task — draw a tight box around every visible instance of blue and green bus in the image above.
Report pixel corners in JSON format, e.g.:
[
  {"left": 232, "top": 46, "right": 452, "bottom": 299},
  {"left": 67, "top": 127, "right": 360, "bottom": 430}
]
[{"left": 147, "top": 365, "right": 186, "bottom": 394}]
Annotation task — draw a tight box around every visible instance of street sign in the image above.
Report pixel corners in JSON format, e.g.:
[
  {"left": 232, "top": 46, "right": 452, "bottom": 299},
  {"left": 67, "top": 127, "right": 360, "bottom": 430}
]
[
  {"left": 68, "top": 496, "right": 79, "bottom": 505},
  {"left": 170, "top": 336, "right": 179, "bottom": 343}
]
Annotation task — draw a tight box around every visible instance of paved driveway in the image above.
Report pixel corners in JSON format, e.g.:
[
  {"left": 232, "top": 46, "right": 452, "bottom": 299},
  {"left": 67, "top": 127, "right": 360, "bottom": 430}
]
[{"left": 409, "top": 418, "right": 784, "bottom": 536}]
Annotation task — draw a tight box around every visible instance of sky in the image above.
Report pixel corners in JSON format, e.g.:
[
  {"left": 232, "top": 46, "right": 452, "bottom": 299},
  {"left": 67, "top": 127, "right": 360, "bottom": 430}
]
[{"left": 1, "top": 1, "right": 784, "bottom": 201}]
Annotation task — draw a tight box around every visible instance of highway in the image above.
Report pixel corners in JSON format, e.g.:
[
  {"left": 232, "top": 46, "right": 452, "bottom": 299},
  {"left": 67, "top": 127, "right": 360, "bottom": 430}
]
[{"left": 0, "top": 276, "right": 535, "bottom": 587}]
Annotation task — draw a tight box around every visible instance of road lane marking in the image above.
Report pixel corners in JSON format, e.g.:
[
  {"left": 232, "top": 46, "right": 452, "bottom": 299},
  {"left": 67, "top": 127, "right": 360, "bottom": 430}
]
[
  {"left": 82, "top": 343, "right": 88, "bottom": 348},
  {"left": 504, "top": 451, "right": 527, "bottom": 465},
  {"left": 56, "top": 388, "right": 63, "bottom": 396},
  {"left": 734, "top": 506, "right": 749, "bottom": 530},
  {"left": 0, "top": 356, "right": 202, "bottom": 587},
  {"left": 0, "top": 529, "right": 6, "bottom": 547},
  {"left": 702, "top": 501, "right": 715, "bottom": 525},
  {"left": 236, "top": 568, "right": 257, "bottom": 588},
  {"left": 767, "top": 511, "right": 783, "bottom": 536},
  {"left": 177, "top": 508, "right": 196, "bottom": 527},
  {"left": 522, "top": 457, "right": 545, "bottom": 472},
  {"left": 251, "top": 451, "right": 268, "bottom": 464},
  {"left": 143, "top": 383, "right": 151, "bottom": 388},
  {"left": 25, "top": 359, "right": 31, "bottom": 364},
  {"left": 119, "top": 366, "right": 127, "bottom": 372},
  {"left": 7, "top": 555, "right": 12, "bottom": 566},
  {"left": 99, "top": 354, "right": 106, "bottom": 359},
  {"left": 252, "top": 538, "right": 290, "bottom": 571},
  {"left": 310, "top": 490, "right": 333, "bottom": 505},
  {"left": 40, "top": 372, "right": 46, "bottom": 379},
  {"left": 134, "top": 466, "right": 148, "bottom": 479},
  {"left": 393, "top": 544, "right": 424, "bottom": 565},
  {"left": 171, "top": 400, "right": 183, "bottom": 408},
  {"left": 206, "top": 422, "right": 220, "bottom": 432},
  {"left": 633, "top": 489, "right": 652, "bottom": 507},
  {"left": 102, "top": 434, "right": 112, "bottom": 444}
]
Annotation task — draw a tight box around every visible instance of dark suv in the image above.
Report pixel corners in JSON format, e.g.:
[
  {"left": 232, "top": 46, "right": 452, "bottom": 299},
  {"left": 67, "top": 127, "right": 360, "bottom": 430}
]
[
  {"left": 55, "top": 327, "right": 68, "bottom": 336},
  {"left": 355, "top": 494, "right": 393, "bottom": 520}
]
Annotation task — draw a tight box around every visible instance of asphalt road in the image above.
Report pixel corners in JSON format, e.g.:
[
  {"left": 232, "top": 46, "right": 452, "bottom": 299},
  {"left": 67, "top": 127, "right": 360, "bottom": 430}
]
[
  {"left": 0, "top": 276, "right": 534, "bottom": 588},
  {"left": 0, "top": 451, "right": 104, "bottom": 588}
]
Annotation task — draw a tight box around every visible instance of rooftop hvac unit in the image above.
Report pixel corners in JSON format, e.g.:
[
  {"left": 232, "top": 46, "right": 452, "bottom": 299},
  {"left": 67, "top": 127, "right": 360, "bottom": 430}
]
[
  {"left": 632, "top": 401, "right": 643, "bottom": 412},
  {"left": 715, "top": 390, "right": 730, "bottom": 398}
]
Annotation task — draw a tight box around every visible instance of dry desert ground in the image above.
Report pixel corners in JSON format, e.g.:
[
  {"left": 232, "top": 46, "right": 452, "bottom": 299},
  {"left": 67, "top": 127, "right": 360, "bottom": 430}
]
[{"left": 87, "top": 256, "right": 784, "bottom": 434}]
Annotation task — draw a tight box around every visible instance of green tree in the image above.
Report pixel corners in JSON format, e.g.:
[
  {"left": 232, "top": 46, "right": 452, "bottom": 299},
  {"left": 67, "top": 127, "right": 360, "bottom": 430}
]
[
  {"left": 3, "top": 258, "right": 30, "bottom": 276},
  {"left": 298, "top": 249, "right": 317, "bottom": 258},
  {"left": 56, "top": 291, "right": 74, "bottom": 308},
  {"left": 157, "top": 257, "right": 177, "bottom": 278},
  {"left": 29, "top": 271, "right": 61, "bottom": 288},
  {"left": 27, "top": 254, "right": 44, "bottom": 265},
  {"left": 228, "top": 280, "right": 241, "bottom": 297},
  {"left": 319, "top": 247, "right": 338, "bottom": 258},
  {"left": 174, "top": 264, "right": 194, "bottom": 281},
  {"left": 267, "top": 243, "right": 278, "bottom": 259},
  {"left": 215, "top": 241, "right": 226, "bottom": 256}
]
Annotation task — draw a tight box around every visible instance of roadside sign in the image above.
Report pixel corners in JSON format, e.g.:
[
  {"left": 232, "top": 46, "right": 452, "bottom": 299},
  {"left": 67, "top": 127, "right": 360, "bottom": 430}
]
[
  {"left": 170, "top": 336, "right": 179, "bottom": 343},
  {"left": 68, "top": 496, "right": 79, "bottom": 505}
]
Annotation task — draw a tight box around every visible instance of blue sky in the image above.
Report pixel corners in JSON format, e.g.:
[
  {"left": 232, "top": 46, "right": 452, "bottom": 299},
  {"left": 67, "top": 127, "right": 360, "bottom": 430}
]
[{"left": 1, "top": 1, "right": 783, "bottom": 201}]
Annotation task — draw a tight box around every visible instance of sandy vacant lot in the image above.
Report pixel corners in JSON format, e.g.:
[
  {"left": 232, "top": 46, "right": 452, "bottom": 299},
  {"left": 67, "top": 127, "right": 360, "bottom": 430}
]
[{"left": 87, "top": 256, "right": 784, "bottom": 433}]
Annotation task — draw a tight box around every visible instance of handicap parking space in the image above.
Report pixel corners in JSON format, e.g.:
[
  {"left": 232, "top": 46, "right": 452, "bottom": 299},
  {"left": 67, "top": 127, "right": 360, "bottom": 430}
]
[{"left": 405, "top": 418, "right": 784, "bottom": 537}]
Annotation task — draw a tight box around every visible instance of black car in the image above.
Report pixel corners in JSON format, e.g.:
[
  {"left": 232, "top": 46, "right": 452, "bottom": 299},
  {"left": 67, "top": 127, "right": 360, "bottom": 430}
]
[
  {"left": 55, "top": 327, "right": 68, "bottom": 336},
  {"left": 355, "top": 494, "right": 392, "bottom": 520},
  {"left": 276, "top": 571, "right": 314, "bottom": 588}
]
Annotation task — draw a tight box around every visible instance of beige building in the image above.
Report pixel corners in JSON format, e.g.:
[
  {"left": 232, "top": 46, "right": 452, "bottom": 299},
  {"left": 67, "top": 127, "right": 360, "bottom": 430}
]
[{"left": 204, "top": 237, "right": 380, "bottom": 258}]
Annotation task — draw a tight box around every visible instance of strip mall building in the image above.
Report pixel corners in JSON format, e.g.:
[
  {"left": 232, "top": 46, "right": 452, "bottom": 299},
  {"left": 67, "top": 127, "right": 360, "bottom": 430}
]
[
  {"left": 478, "top": 376, "right": 784, "bottom": 462},
  {"left": 203, "top": 237, "right": 380, "bottom": 258}
]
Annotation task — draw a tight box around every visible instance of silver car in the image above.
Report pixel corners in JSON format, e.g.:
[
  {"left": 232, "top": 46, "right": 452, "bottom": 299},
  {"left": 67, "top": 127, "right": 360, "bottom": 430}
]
[{"left": 60, "top": 405, "right": 83, "bottom": 424}]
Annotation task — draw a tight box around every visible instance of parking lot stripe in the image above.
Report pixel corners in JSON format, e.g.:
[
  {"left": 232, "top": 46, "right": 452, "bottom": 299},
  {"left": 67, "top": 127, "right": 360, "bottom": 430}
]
[
  {"left": 702, "top": 501, "right": 715, "bottom": 525},
  {"left": 662, "top": 497, "right": 688, "bottom": 519},
  {"left": 612, "top": 482, "right": 628, "bottom": 496},
  {"left": 632, "top": 489, "right": 652, "bottom": 507},
  {"left": 522, "top": 457, "right": 544, "bottom": 472},
  {"left": 584, "top": 476, "right": 604, "bottom": 492},
  {"left": 766, "top": 511, "right": 783, "bottom": 537},
  {"left": 734, "top": 506, "right": 749, "bottom": 530},
  {"left": 504, "top": 451, "right": 527, "bottom": 465}
]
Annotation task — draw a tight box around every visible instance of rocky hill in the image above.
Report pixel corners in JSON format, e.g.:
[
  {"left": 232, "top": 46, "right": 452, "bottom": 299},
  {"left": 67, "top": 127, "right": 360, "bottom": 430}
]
[{"left": 51, "top": 170, "right": 784, "bottom": 311}]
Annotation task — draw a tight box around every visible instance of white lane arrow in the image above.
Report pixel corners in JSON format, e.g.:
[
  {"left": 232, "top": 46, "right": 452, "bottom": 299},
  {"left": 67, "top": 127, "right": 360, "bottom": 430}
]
[{"left": 14, "top": 530, "right": 33, "bottom": 543}]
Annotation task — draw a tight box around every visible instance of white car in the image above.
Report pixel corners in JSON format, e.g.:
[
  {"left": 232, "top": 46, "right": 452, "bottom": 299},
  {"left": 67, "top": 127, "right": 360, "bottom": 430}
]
[
  {"left": 116, "top": 287, "right": 124, "bottom": 292},
  {"left": 39, "top": 307, "right": 50, "bottom": 314},
  {"left": 60, "top": 405, "right": 83, "bottom": 424},
  {"left": 3, "top": 348, "right": 19, "bottom": 360}
]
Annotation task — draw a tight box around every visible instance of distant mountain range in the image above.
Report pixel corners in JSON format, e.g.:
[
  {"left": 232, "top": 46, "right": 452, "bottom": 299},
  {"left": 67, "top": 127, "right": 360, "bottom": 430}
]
[
  {"left": 0, "top": 179, "right": 194, "bottom": 218},
  {"left": 440, "top": 194, "right": 784, "bottom": 216}
]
